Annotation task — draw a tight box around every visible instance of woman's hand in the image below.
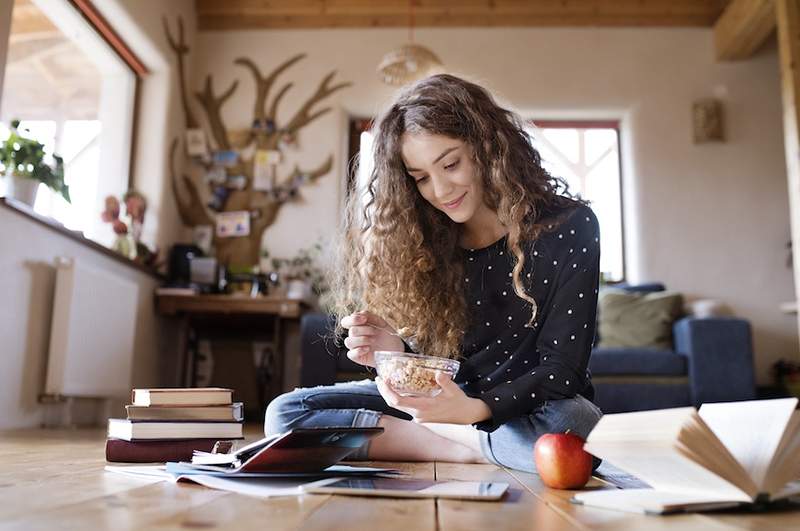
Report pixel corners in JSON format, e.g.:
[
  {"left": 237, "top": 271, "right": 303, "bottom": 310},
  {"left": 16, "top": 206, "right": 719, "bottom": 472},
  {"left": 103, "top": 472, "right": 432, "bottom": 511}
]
[
  {"left": 376, "top": 371, "right": 492, "bottom": 425},
  {"left": 340, "top": 311, "right": 405, "bottom": 367}
]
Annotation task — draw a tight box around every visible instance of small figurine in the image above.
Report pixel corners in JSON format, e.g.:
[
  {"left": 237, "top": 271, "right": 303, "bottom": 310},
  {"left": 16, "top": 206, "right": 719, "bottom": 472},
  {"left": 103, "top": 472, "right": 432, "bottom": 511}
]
[
  {"left": 101, "top": 190, "right": 159, "bottom": 266},
  {"left": 101, "top": 195, "right": 136, "bottom": 259}
]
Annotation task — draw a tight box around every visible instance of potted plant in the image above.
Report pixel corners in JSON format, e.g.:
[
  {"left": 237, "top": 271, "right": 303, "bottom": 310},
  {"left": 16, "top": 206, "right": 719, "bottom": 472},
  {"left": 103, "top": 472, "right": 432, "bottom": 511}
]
[
  {"left": 0, "top": 120, "right": 69, "bottom": 207},
  {"left": 271, "top": 242, "right": 329, "bottom": 304}
]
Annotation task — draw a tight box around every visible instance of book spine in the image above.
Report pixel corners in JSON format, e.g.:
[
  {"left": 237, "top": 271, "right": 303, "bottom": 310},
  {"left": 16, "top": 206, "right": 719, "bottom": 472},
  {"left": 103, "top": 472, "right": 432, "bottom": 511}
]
[{"left": 105, "top": 438, "right": 219, "bottom": 463}]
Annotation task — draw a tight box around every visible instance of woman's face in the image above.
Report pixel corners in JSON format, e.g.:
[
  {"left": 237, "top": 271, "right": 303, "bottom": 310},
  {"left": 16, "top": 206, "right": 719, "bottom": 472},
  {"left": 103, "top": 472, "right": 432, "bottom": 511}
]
[{"left": 400, "top": 132, "right": 484, "bottom": 224}]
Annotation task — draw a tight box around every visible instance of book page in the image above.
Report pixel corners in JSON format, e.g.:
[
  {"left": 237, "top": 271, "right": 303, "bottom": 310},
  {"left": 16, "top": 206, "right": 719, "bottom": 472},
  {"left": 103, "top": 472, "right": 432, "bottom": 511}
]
[
  {"left": 676, "top": 414, "right": 756, "bottom": 497},
  {"left": 582, "top": 442, "right": 752, "bottom": 502},
  {"left": 572, "top": 488, "right": 744, "bottom": 515},
  {"left": 583, "top": 407, "right": 695, "bottom": 444},
  {"left": 763, "top": 411, "right": 800, "bottom": 494},
  {"left": 699, "top": 398, "right": 798, "bottom": 491},
  {"left": 772, "top": 479, "right": 800, "bottom": 500}
]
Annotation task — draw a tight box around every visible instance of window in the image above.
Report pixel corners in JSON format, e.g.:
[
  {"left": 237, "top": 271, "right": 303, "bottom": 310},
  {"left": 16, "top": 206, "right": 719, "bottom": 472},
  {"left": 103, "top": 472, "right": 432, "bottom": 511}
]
[
  {"left": 527, "top": 121, "right": 625, "bottom": 282},
  {"left": 1, "top": 0, "right": 143, "bottom": 248},
  {"left": 348, "top": 118, "right": 625, "bottom": 282}
]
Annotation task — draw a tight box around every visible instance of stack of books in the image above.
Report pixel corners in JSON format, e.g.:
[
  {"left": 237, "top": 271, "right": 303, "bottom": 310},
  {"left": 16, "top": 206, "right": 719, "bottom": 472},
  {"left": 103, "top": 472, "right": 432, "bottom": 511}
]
[{"left": 105, "top": 387, "right": 244, "bottom": 463}]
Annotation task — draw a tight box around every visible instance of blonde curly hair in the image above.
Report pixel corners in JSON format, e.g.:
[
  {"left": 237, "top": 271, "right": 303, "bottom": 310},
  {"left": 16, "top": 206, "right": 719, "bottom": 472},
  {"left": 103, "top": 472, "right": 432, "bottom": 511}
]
[{"left": 330, "top": 74, "right": 582, "bottom": 359}]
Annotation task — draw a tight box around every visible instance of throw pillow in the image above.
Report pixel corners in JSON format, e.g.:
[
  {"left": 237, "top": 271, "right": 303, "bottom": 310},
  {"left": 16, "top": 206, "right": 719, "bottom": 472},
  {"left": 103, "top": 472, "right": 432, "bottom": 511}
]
[{"left": 597, "top": 289, "right": 684, "bottom": 350}]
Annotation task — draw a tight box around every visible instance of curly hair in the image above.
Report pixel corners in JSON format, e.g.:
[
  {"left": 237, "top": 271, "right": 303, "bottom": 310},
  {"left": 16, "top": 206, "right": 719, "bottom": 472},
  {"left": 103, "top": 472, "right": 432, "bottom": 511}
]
[{"left": 330, "top": 74, "right": 583, "bottom": 359}]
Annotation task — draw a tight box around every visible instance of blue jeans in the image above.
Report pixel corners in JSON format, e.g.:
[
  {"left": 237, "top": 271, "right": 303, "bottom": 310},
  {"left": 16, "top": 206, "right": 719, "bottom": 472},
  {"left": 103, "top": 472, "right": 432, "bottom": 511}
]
[{"left": 264, "top": 379, "right": 603, "bottom": 473}]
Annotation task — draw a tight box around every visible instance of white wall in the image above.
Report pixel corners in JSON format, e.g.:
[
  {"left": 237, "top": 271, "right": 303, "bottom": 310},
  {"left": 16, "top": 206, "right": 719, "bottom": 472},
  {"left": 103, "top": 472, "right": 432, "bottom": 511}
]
[
  {"left": 193, "top": 27, "right": 796, "bottom": 384},
  {"left": 0, "top": 206, "right": 180, "bottom": 428}
]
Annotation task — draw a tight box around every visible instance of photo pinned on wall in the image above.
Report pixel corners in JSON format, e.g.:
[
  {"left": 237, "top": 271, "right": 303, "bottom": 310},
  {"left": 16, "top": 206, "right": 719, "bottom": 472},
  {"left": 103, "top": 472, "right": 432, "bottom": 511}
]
[
  {"left": 185, "top": 128, "right": 208, "bottom": 157},
  {"left": 208, "top": 185, "right": 230, "bottom": 211},
  {"left": 216, "top": 210, "right": 251, "bottom": 238},
  {"left": 193, "top": 225, "right": 213, "bottom": 254},
  {"left": 227, "top": 174, "right": 248, "bottom": 190},
  {"left": 252, "top": 118, "right": 276, "bottom": 134},
  {"left": 212, "top": 150, "right": 239, "bottom": 168},
  {"left": 253, "top": 149, "right": 282, "bottom": 191},
  {"left": 205, "top": 166, "right": 227, "bottom": 185}
]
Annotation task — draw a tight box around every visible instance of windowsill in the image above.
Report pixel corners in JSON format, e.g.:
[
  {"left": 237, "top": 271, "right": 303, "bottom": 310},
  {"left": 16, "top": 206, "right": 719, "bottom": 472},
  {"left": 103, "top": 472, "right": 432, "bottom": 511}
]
[{"left": 0, "top": 196, "right": 164, "bottom": 280}]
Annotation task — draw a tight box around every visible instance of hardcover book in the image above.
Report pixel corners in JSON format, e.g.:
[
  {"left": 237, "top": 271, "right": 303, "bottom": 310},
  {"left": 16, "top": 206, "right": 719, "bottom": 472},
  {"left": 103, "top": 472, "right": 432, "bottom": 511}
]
[{"left": 131, "top": 387, "right": 233, "bottom": 407}]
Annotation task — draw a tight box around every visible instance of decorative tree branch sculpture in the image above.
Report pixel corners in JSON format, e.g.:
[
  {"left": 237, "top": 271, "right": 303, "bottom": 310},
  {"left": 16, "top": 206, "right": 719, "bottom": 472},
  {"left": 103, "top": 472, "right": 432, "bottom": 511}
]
[{"left": 164, "top": 16, "right": 352, "bottom": 268}]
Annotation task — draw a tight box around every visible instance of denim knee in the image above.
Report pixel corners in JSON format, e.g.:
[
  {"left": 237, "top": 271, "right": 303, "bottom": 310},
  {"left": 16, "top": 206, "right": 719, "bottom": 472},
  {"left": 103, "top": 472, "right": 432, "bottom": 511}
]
[
  {"left": 264, "top": 389, "right": 306, "bottom": 436},
  {"left": 536, "top": 395, "right": 603, "bottom": 440}
]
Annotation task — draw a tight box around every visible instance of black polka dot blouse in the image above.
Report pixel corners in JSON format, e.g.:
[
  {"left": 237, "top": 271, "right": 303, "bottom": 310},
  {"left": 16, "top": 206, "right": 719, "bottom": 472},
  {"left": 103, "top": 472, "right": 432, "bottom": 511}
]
[{"left": 457, "top": 203, "right": 601, "bottom": 432}]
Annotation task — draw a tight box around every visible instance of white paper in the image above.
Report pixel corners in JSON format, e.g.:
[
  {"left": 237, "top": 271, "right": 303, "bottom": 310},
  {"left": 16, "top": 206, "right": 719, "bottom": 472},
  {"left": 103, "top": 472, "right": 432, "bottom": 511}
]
[
  {"left": 216, "top": 210, "right": 250, "bottom": 238},
  {"left": 104, "top": 465, "right": 173, "bottom": 481},
  {"left": 176, "top": 475, "right": 305, "bottom": 498},
  {"left": 106, "top": 464, "right": 306, "bottom": 498},
  {"left": 253, "top": 150, "right": 276, "bottom": 191},
  {"left": 185, "top": 129, "right": 208, "bottom": 157}
]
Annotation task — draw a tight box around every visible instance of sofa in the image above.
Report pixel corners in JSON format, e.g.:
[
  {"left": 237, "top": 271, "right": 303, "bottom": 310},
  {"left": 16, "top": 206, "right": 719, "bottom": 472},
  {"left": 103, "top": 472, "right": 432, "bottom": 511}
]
[
  {"left": 588, "top": 282, "right": 756, "bottom": 413},
  {"left": 299, "top": 283, "right": 757, "bottom": 414}
]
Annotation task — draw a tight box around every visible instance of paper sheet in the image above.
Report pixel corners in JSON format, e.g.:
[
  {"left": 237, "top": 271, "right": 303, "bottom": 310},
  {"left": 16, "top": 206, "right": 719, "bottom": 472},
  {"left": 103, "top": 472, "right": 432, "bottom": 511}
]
[
  {"left": 105, "top": 465, "right": 304, "bottom": 498},
  {"left": 176, "top": 475, "right": 305, "bottom": 498},
  {"left": 105, "top": 464, "right": 400, "bottom": 499}
]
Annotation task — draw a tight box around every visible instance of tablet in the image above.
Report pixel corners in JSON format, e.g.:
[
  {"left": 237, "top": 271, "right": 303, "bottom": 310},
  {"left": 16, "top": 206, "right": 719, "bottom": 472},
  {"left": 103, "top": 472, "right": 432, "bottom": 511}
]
[{"left": 302, "top": 477, "right": 509, "bottom": 501}]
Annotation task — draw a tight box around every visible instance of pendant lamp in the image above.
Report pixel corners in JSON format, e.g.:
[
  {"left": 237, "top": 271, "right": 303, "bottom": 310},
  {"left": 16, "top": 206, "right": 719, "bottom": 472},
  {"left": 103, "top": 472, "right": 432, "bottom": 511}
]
[{"left": 377, "top": 1, "right": 443, "bottom": 86}]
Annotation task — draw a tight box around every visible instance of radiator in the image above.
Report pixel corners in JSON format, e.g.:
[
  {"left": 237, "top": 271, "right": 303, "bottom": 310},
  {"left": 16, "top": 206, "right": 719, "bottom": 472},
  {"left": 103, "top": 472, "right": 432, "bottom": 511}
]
[{"left": 44, "top": 257, "right": 139, "bottom": 398}]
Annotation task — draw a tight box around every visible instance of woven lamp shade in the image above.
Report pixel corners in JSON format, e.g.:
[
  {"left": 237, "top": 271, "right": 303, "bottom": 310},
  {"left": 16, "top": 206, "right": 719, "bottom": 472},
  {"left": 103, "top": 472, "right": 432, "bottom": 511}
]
[{"left": 377, "top": 44, "right": 444, "bottom": 86}]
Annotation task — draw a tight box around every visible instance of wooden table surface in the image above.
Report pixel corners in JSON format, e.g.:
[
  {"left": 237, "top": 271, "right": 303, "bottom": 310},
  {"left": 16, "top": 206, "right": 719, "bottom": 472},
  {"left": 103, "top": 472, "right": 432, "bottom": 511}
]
[{"left": 1, "top": 428, "right": 799, "bottom": 530}]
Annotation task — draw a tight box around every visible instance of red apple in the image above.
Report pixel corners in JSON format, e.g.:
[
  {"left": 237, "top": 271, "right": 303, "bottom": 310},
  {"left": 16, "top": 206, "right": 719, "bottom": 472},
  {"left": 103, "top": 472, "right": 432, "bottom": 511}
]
[{"left": 533, "top": 432, "right": 593, "bottom": 489}]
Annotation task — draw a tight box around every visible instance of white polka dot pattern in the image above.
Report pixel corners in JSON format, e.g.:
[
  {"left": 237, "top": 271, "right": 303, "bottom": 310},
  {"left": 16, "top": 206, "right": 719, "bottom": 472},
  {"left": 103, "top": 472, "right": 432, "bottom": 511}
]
[{"left": 456, "top": 204, "right": 600, "bottom": 431}]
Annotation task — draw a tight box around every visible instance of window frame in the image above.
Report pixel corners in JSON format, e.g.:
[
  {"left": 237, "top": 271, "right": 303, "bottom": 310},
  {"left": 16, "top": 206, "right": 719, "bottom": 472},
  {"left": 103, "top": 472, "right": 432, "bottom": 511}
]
[
  {"left": 0, "top": 0, "right": 153, "bottom": 275},
  {"left": 68, "top": 0, "right": 148, "bottom": 188},
  {"left": 346, "top": 117, "right": 627, "bottom": 283},
  {"left": 529, "top": 119, "right": 627, "bottom": 283}
]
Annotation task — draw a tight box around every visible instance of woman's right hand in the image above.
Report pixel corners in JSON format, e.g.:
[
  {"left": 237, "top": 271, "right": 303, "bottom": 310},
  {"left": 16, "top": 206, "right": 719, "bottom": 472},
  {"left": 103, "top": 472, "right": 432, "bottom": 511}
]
[{"left": 340, "top": 311, "right": 404, "bottom": 367}]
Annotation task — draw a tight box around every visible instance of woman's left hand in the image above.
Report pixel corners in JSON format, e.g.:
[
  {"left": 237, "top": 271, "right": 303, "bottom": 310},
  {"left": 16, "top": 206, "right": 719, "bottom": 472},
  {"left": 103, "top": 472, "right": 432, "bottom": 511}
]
[{"left": 376, "top": 372, "right": 492, "bottom": 425}]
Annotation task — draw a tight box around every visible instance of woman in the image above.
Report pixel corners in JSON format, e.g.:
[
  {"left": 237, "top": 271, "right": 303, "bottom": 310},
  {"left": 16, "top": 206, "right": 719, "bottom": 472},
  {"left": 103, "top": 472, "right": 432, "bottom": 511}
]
[{"left": 265, "top": 74, "right": 603, "bottom": 473}]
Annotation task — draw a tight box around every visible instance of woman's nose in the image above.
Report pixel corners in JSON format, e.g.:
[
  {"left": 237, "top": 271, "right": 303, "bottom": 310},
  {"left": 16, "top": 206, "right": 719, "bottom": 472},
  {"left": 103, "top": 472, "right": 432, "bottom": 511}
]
[{"left": 431, "top": 173, "right": 454, "bottom": 201}]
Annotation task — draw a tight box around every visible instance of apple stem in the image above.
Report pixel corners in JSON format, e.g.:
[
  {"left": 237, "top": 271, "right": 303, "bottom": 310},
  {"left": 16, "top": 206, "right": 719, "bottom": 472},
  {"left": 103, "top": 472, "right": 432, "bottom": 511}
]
[{"left": 565, "top": 429, "right": 571, "bottom": 435}]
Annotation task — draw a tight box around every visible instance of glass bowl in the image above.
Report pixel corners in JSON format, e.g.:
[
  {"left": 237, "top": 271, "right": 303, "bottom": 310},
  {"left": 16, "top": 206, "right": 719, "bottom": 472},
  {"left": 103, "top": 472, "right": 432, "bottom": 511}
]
[{"left": 374, "top": 351, "right": 461, "bottom": 398}]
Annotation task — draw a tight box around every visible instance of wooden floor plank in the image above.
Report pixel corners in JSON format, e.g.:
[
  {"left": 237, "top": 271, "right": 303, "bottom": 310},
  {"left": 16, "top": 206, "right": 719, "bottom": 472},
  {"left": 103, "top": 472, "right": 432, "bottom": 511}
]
[
  {"left": 504, "top": 468, "right": 740, "bottom": 531},
  {"left": 435, "top": 462, "right": 582, "bottom": 531},
  {"left": 2, "top": 428, "right": 799, "bottom": 530}
]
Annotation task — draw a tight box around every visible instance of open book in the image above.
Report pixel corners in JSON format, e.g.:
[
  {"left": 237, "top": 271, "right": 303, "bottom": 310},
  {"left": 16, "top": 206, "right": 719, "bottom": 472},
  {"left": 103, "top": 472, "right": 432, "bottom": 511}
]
[{"left": 572, "top": 398, "right": 800, "bottom": 514}]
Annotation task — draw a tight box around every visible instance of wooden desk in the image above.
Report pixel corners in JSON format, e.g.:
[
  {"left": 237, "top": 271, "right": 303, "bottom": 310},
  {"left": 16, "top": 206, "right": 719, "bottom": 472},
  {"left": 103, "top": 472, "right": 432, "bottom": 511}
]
[
  {"left": 157, "top": 294, "right": 305, "bottom": 318},
  {"left": 3, "top": 427, "right": 799, "bottom": 530},
  {"left": 156, "top": 294, "right": 308, "bottom": 415}
]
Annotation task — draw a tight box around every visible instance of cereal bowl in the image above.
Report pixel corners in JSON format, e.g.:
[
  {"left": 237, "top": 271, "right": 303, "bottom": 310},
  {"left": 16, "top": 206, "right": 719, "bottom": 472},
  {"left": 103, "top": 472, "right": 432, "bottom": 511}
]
[{"left": 374, "top": 351, "right": 461, "bottom": 398}]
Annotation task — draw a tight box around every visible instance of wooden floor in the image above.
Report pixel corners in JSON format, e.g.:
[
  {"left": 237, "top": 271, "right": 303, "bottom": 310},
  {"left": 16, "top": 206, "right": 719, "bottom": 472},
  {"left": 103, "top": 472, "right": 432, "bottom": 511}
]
[{"left": 1, "top": 428, "right": 799, "bottom": 530}]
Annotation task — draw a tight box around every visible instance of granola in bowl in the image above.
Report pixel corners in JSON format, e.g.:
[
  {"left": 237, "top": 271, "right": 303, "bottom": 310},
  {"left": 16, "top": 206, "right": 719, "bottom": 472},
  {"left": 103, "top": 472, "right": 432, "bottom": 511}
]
[{"left": 374, "top": 351, "right": 460, "bottom": 398}]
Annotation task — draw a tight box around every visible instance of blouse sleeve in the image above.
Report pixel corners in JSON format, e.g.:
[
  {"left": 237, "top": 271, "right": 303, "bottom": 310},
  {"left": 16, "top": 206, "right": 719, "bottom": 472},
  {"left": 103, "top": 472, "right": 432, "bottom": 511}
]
[{"left": 474, "top": 207, "right": 601, "bottom": 432}]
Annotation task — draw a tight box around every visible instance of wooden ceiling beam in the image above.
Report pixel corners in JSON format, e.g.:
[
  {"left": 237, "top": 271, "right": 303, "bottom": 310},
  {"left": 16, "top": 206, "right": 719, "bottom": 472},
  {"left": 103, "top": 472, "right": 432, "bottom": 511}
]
[
  {"left": 714, "top": 0, "right": 776, "bottom": 60},
  {"left": 196, "top": 0, "right": 730, "bottom": 31}
]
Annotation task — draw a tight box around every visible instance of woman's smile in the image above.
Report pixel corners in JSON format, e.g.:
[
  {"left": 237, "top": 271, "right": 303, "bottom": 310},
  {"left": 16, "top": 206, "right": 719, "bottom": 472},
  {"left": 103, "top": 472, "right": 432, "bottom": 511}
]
[{"left": 443, "top": 192, "right": 467, "bottom": 209}]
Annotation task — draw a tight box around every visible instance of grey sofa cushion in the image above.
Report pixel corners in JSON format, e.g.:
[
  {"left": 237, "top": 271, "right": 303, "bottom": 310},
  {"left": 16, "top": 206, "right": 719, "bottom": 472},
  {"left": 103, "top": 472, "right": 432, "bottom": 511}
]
[{"left": 597, "top": 289, "right": 684, "bottom": 350}]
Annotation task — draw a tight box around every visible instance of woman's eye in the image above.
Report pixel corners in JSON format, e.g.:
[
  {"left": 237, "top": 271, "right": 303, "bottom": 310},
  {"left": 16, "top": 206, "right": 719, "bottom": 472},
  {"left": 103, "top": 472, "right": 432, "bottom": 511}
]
[
  {"left": 444, "top": 160, "right": 459, "bottom": 171},
  {"left": 415, "top": 176, "right": 428, "bottom": 184}
]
